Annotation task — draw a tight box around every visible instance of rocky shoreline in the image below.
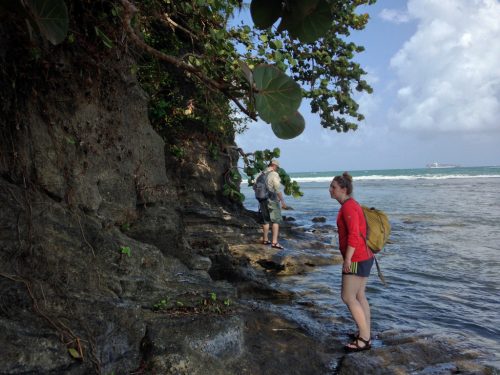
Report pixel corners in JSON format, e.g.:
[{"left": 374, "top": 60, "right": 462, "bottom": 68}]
[
  {"left": 220, "top": 218, "right": 498, "bottom": 375},
  {"left": 3, "top": 175, "right": 496, "bottom": 374}
]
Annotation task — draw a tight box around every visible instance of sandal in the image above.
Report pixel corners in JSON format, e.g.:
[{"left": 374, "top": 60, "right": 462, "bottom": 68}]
[
  {"left": 344, "top": 336, "right": 371, "bottom": 353},
  {"left": 349, "top": 332, "right": 372, "bottom": 341},
  {"left": 348, "top": 331, "right": 360, "bottom": 340},
  {"left": 261, "top": 240, "right": 271, "bottom": 245},
  {"left": 271, "top": 243, "right": 284, "bottom": 249}
]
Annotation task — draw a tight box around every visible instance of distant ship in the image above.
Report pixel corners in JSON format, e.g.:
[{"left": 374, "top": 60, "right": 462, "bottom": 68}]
[{"left": 426, "top": 162, "right": 459, "bottom": 168}]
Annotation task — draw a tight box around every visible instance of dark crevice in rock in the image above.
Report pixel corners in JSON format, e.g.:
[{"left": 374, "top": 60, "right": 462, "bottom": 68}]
[{"left": 40, "top": 187, "right": 63, "bottom": 203}]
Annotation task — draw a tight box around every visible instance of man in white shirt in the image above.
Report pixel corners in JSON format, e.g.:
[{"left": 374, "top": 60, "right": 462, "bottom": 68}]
[{"left": 258, "top": 159, "right": 287, "bottom": 249}]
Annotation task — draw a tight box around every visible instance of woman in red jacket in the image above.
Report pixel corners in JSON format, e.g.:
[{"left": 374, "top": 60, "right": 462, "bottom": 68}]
[{"left": 330, "top": 172, "right": 374, "bottom": 352}]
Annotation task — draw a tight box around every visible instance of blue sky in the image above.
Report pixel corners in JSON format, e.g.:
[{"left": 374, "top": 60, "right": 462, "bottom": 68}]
[{"left": 235, "top": 0, "right": 500, "bottom": 172}]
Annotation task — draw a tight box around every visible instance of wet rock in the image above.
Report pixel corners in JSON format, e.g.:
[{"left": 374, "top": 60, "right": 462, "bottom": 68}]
[
  {"left": 312, "top": 216, "right": 327, "bottom": 223},
  {"left": 187, "top": 255, "right": 213, "bottom": 271},
  {"left": 143, "top": 309, "right": 331, "bottom": 375},
  {"left": 228, "top": 243, "right": 342, "bottom": 277},
  {"left": 337, "top": 330, "right": 494, "bottom": 375}
]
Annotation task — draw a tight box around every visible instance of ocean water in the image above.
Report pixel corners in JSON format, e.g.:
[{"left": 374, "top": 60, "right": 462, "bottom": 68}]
[{"left": 241, "top": 166, "right": 500, "bottom": 369}]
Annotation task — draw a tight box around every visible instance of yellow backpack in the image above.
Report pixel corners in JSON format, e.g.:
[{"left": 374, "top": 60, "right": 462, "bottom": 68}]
[{"left": 361, "top": 205, "right": 391, "bottom": 253}]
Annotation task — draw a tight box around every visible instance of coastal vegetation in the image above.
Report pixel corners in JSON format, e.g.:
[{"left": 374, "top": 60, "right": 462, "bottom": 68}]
[{"left": 1, "top": 0, "right": 374, "bottom": 201}]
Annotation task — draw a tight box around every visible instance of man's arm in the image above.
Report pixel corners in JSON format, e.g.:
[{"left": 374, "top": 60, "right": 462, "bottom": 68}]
[
  {"left": 277, "top": 191, "right": 287, "bottom": 209},
  {"left": 268, "top": 172, "right": 287, "bottom": 208}
]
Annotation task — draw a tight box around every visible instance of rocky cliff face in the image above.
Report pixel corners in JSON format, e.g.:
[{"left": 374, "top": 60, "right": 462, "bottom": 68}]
[{"left": 0, "top": 18, "right": 312, "bottom": 373}]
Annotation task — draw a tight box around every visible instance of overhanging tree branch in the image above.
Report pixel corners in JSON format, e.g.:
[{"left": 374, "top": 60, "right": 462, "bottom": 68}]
[{"left": 120, "top": 0, "right": 257, "bottom": 121}]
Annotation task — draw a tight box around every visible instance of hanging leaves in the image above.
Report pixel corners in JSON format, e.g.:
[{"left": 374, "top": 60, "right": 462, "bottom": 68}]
[
  {"left": 281, "top": 0, "right": 332, "bottom": 43},
  {"left": 24, "top": 0, "right": 69, "bottom": 45},
  {"left": 250, "top": 0, "right": 282, "bottom": 29},
  {"left": 251, "top": 0, "right": 332, "bottom": 43},
  {"left": 271, "top": 112, "right": 305, "bottom": 139}
]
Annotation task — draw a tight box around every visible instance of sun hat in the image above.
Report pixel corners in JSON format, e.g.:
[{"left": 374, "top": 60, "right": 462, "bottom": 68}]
[{"left": 271, "top": 159, "right": 280, "bottom": 167}]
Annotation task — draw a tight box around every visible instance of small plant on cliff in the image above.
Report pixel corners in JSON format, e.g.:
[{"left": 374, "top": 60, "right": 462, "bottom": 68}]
[
  {"left": 120, "top": 223, "right": 130, "bottom": 232},
  {"left": 120, "top": 246, "right": 131, "bottom": 257},
  {"left": 223, "top": 169, "right": 245, "bottom": 203},
  {"left": 169, "top": 145, "right": 185, "bottom": 159},
  {"left": 153, "top": 298, "right": 169, "bottom": 311}
]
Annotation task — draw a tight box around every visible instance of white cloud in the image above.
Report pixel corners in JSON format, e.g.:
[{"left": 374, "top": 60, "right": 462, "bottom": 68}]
[
  {"left": 389, "top": 0, "right": 500, "bottom": 133},
  {"left": 379, "top": 8, "right": 411, "bottom": 24}
]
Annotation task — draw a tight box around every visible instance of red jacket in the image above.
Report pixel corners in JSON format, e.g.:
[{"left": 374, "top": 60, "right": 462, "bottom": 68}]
[{"left": 337, "top": 198, "right": 372, "bottom": 262}]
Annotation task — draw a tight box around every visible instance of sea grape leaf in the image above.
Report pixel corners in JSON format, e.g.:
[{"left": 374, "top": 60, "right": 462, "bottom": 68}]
[
  {"left": 277, "top": 0, "right": 319, "bottom": 33},
  {"left": 24, "top": 0, "right": 69, "bottom": 45},
  {"left": 253, "top": 65, "right": 302, "bottom": 123},
  {"left": 271, "top": 112, "right": 305, "bottom": 139},
  {"left": 279, "top": 0, "right": 331, "bottom": 43},
  {"left": 250, "top": 0, "right": 282, "bottom": 29}
]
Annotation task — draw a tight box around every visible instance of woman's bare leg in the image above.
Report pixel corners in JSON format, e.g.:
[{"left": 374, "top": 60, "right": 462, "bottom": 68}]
[
  {"left": 341, "top": 274, "right": 370, "bottom": 342},
  {"left": 356, "top": 277, "right": 370, "bottom": 336}
]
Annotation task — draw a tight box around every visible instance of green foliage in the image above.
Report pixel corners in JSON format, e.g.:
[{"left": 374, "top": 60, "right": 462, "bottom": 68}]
[
  {"left": 153, "top": 298, "right": 169, "bottom": 311},
  {"left": 23, "top": 0, "right": 69, "bottom": 45},
  {"left": 279, "top": 0, "right": 332, "bottom": 43},
  {"left": 208, "top": 143, "right": 219, "bottom": 160},
  {"left": 251, "top": 0, "right": 333, "bottom": 43},
  {"left": 24, "top": 0, "right": 69, "bottom": 44},
  {"left": 241, "top": 148, "right": 303, "bottom": 199},
  {"left": 250, "top": 0, "right": 282, "bottom": 29},
  {"left": 152, "top": 293, "right": 231, "bottom": 315},
  {"left": 120, "top": 246, "right": 131, "bottom": 257},
  {"left": 68, "top": 347, "right": 81, "bottom": 359},
  {"left": 253, "top": 64, "right": 302, "bottom": 123},
  {"left": 94, "top": 26, "right": 114, "bottom": 49},
  {"left": 271, "top": 112, "right": 305, "bottom": 139},
  {"left": 131, "top": 0, "right": 375, "bottom": 140},
  {"left": 169, "top": 145, "right": 185, "bottom": 159},
  {"left": 135, "top": 2, "right": 245, "bottom": 146},
  {"left": 242, "top": 2, "right": 375, "bottom": 132},
  {"left": 5, "top": 0, "right": 375, "bottom": 136},
  {"left": 223, "top": 168, "right": 245, "bottom": 203},
  {"left": 120, "top": 223, "right": 130, "bottom": 232}
]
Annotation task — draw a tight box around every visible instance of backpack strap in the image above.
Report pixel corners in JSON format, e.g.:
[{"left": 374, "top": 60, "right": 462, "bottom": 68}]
[{"left": 359, "top": 220, "right": 387, "bottom": 287}]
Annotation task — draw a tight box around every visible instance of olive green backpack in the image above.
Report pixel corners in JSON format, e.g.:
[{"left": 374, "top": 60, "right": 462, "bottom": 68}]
[
  {"left": 361, "top": 205, "right": 391, "bottom": 253},
  {"left": 360, "top": 205, "right": 391, "bottom": 286}
]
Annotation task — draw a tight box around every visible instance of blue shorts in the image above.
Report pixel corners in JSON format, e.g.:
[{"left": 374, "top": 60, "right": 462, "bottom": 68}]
[{"left": 342, "top": 257, "right": 374, "bottom": 277}]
